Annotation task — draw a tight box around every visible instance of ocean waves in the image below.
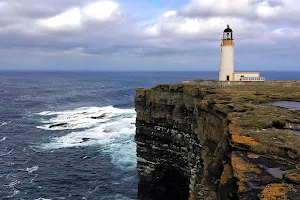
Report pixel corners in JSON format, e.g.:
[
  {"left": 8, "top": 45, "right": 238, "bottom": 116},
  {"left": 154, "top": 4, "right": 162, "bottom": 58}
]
[
  {"left": 0, "top": 122, "right": 8, "bottom": 127},
  {"left": 36, "top": 106, "right": 133, "bottom": 130},
  {"left": 36, "top": 106, "right": 137, "bottom": 171},
  {"left": 0, "top": 148, "right": 14, "bottom": 157}
]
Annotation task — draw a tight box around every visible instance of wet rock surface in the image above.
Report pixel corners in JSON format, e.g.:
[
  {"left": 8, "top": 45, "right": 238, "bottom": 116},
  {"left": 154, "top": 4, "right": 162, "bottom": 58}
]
[
  {"left": 135, "top": 84, "right": 300, "bottom": 200},
  {"left": 90, "top": 114, "right": 106, "bottom": 119},
  {"left": 49, "top": 122, "right": 68, "bottom": 129}
]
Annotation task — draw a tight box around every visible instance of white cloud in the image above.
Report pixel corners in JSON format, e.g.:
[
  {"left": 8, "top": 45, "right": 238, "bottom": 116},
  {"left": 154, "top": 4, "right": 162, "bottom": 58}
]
[
  {"left": 82, "top": 1, "right": 120, "bottom": 21},
  {"left": 271, "top": 28, "right": 300, "bottom": 40},
  {"left": 0, "top": 2, "right": 6, "bottom": 9},
  {"left": 178, "top": 0, "right": 300, "bottom": 23},
  {"left": 180, "top": 0, "right": 252, "bottom": 18},
  {"left": 38, "top": 8, "right": 82, "bottom": 30},
  {"left": 255, "top": 1, "right": 283, "bottom": 19},
  {"left": 144, "top": 25, "right": 160, "bottom": 36},
  {"left": 163, "top": 11, "right": 177, "bottom": 18},
  {"left": 1, "top": 0, "right": 300, "bottom": 71},
  {"left": 37, "top": 1, "right": 121, "bottom": 31},
  {"left": 143, "top": 13, "right": 266, "bottom": 41}
]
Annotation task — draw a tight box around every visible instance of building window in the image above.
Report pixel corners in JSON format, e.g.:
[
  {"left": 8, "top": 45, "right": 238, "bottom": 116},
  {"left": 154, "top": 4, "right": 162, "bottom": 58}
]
[{"left": 240, "top": 75, "right": 244, "bottom": 81}]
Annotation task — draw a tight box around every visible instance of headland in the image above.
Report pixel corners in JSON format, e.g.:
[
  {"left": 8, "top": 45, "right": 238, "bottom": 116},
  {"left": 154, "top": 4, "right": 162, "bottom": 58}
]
[{"left": 135, "top": 80, "right": 300, "bottom": 200}]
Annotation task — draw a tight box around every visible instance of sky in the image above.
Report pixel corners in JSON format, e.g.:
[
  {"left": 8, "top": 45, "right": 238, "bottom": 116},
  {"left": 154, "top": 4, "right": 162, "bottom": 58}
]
[{"left": 0, "top": 0, "right": 299, "bottom": 71}]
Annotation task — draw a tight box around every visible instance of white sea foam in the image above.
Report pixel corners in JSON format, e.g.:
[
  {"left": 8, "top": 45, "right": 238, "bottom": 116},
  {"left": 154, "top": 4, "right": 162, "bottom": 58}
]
[
  {"left": 101, "top": 194, "right": 133, "bottom": 200},
  {"left": 5, "top": 179, "right": 20, "bottom": 198},
  {"left": 8, "top": 180, "right": 20, "bottom": 187},
  {"left": 0, "top": 137, "right": 6, "bottom": 141},
  {"left": 7, "top": 188, "right": 20, "bottom": 198},
  {"left": 0, "top": 122, "right": 7, "bottom": 127},
  {"left": 36, "top": 106, "right": 133, "bottom": 130},
  {"left": 27, "top": 166, "right": 39, "bottom": 173},
  {"left": 0, "top": 149, "right": 14, "bottom": 157},
  {"left": 33, "top": 198, "right": 52, "bottom": 200},
  {"left": 30, "top": 174, "right": 38, "bottom": 184},
  {"left": 36, "top": 106, "right": 137, "bottom": 170}
]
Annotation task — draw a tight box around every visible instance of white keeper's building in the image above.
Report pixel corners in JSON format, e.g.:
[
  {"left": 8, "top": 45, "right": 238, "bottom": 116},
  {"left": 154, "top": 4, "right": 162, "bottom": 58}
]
[{"left": 219, "top": 25, "right": 265, "bottom": 82}]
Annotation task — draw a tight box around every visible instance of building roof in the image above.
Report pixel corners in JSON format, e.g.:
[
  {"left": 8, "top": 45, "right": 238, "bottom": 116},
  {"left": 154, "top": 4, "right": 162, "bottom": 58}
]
[
  {"left": 224, "top": 25, "right": 232, "bottom": 33},
  {"left": 234, "top": 72, "right": 260, "bottom": 74}
]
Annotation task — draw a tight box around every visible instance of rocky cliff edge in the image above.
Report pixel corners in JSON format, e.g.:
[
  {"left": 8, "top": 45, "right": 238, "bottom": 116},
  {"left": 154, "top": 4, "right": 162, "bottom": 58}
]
[{"left": 135, "top": 83, "right": 300, "bottom": 200}]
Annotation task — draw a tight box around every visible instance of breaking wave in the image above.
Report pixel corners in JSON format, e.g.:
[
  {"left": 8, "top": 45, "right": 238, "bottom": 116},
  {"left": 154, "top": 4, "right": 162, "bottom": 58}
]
[
  {"left": 36, "top": 106, "right": 137, "bottom": 170},
  {"left": 0, "top": 122, "right": 7, "bottom": 127},
  {"left": 0, "top": 149, "right": 14, "bottom": 157},
  {"left": 26, "top": 166, "right": 39, "bottom": 173}
]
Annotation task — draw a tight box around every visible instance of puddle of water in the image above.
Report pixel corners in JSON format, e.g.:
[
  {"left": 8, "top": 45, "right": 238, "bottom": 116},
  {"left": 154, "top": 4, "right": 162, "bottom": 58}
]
[
  {"left": 267, "top": 167, "right": 283, "bottom": 179},
  {"left": 291, "top": 130, "right": 300, "bottom": 136},
  {"left": 269, "top": 101, "right": 300, "bottom": 111},
  {"left": 265, "top": 101, "right": 300, "bottom": 136},
  {"left": 248, "top": 182, "right": 265, "bottom": 190}
]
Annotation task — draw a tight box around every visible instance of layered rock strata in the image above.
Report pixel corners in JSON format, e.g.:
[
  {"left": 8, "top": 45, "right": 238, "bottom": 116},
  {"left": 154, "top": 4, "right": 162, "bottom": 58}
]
[{"left": 135, "top": 83, "right": 300, "bottom": 200}]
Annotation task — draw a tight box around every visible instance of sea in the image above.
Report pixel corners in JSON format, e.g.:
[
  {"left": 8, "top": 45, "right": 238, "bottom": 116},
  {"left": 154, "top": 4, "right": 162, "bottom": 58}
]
[{"left": 0, "top": 71, "right": 299, "bottom": 200}]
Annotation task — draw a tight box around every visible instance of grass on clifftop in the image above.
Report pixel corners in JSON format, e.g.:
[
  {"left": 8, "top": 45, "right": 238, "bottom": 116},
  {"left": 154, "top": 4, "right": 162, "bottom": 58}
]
[
  {"left": 137, "top": 84, "right": 300, "bottom": 161},
  {"left": 209, "top": 85, "right": 300, "bottom": 162},
  {"left": 218, "top": 85, "right": 300, "bottom": 104}
]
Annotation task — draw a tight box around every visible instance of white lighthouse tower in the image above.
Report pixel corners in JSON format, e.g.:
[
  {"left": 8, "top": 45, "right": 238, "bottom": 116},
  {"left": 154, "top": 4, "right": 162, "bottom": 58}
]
[{"left": 219, "top": 25, "right": 234, "bottom": 81}]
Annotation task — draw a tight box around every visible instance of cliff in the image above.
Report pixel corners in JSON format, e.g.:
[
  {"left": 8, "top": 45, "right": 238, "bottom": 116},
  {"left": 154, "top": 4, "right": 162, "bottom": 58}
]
[{"left": 135, "top": 82, "right": 300, "bottom": 200}]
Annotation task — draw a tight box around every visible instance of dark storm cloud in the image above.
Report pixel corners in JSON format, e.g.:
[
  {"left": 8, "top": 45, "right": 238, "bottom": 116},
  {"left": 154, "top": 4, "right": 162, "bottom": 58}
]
[
  {"left": 81, "top": 44, "right": 198, "bottom": 57},
  {"left": 0, "top": 32, "right": 83, "bottom": 50}
]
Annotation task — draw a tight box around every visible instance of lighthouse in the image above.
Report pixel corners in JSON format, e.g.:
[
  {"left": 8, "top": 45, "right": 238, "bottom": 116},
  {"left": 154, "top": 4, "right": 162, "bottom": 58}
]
[
  {"left": 219, "top": 25, "right": 234, "bottom": 81},
  {"left": 217, "top": 25, "right": 265, "bottom": 82}
]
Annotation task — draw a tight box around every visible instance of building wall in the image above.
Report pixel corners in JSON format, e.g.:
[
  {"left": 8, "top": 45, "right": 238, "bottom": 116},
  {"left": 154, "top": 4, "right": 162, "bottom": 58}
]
[
  {"left": 222, "top": 40, "right": 234, "bottom": 46},
  {"left": 233, "top": 72, "right": 260, "bottom": 81},
  {"left": 219, "top": 45, "right": 234, "bottom": 81}
]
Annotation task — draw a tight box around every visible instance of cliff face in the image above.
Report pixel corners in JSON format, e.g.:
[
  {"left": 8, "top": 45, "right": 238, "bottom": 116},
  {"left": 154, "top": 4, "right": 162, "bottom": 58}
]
[{"left": 135, "top": 83, "right": 300, "bottom": 200}]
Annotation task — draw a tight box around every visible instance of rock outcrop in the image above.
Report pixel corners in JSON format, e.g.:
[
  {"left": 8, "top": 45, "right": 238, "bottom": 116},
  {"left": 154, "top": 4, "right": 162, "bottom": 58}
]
[{"left": 135, "top": 83, "right": 300, "bottom": 200}]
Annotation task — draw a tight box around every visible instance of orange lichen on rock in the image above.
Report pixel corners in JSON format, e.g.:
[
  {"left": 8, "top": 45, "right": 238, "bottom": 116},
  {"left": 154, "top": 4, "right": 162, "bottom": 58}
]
[
  {"left": 237, "top": 181, "right": 249, "bottom": 193},
  {"left": 284, "top": 169, "right": 300, "bottom": 184},
  {"left": 231, "top": 153, "right": 261, "bottom": 182},
  {"left": 232, "top": 135, "right": 259, "bottom": 146},
  {"left": 228, "top": 113, "right": 260, "bottom": 147},
  {"left": 220, "top": 164, "right": 234, "bottom": 185},
  {"left": 229, "top": 124, "right": 238, "bottom": 133},
  {"left": 285, "top": 173, "right": 300, "bottom": 183},
  {"left": 259, "top": 184, "right": 295, "bottom": 200}
]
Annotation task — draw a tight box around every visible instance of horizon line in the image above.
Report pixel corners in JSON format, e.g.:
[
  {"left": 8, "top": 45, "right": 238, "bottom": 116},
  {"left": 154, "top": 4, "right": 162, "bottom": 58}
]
[{"left": 1, "top": 70, "right": 300, "bottom": 72}]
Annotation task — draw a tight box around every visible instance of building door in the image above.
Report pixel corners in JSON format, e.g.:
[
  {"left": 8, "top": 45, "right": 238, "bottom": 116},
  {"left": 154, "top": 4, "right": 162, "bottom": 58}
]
[{"left": 226, "top": 76, "right": 230, "bottom": 81}]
